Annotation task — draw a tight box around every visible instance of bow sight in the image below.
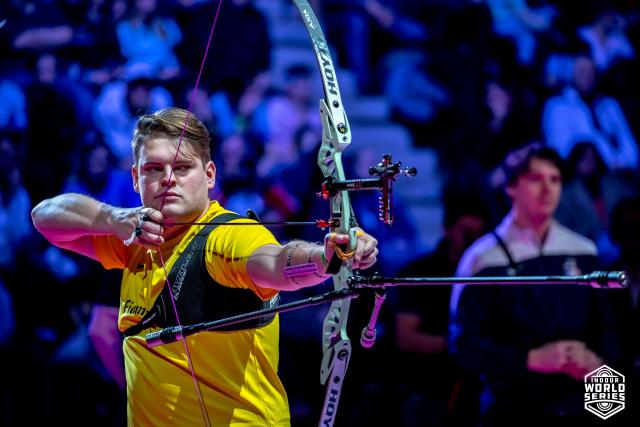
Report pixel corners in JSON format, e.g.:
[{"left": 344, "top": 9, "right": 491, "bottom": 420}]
[{"left": 318, "top": 154, "right": 417, "bottom": 226}]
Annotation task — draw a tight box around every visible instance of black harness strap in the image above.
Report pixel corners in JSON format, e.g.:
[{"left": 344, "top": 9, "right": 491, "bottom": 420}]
[
  {"left": 124, "top": 213, "right": 279, "bottom": 337},
  {"left": 492, "top": 229, "right": 520, "bottom": 276}
]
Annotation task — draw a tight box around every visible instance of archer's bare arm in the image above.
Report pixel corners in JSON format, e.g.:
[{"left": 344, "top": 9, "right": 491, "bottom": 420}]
[
  {"left": 31, "top": 193, "right": 164, "bottom": 259},
  {"left": 247, "top": 230, "right": 378, "bottom": 292}
]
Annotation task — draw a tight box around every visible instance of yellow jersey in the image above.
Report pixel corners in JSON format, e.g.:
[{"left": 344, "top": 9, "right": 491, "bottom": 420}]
[{"left": 94, "top": 201, "right": 290, "bottom": 426}]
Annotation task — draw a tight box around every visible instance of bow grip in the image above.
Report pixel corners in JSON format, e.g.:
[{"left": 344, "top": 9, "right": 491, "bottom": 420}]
[
  {"left": 326, "top": 251, "right": 343, "bottom": 274},
  {"left": 325, "top": 229, "right": 357, "bottom": 274}
]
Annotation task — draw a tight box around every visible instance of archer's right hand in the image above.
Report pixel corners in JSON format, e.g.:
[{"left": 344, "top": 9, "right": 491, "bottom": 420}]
[{"left": 113, "top": 207, "right": 165, "bottom": 249}]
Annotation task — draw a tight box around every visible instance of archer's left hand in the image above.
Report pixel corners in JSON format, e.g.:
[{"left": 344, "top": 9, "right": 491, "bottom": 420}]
[{"left": 324, "top": 227, "right": 378, "bottom": 270}]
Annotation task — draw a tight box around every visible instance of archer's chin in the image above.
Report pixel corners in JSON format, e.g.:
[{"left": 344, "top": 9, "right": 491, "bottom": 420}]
[{"left": 160, "top": 206, "right": 199, "bottom": 224}]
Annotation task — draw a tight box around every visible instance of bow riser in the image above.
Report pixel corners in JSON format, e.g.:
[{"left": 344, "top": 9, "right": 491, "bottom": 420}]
[{"left": 293, "top": 3, "right": 357, "bottom": 426}]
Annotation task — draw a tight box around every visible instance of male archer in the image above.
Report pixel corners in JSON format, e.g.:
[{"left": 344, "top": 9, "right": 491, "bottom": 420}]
[{"left": 31, "top": 107, "right": 378, "bottom": 426}]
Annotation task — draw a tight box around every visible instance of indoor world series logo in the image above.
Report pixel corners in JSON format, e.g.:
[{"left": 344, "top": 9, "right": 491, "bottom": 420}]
[{"left": 584, "top": 365, "right": 625, "bottom": 420}]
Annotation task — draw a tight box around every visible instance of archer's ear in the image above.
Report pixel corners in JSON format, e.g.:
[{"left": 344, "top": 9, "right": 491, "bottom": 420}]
[
  {"left": 132, "top": 165, "right": 140, "bottom": 193},
  {"left": 206, "top": 161, "right": 216, "bottom": 189}
]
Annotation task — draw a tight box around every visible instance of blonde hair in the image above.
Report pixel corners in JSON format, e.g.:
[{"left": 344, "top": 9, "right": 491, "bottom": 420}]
[{"left": 131, "top": 107, "right": 211, "bottom": 166}]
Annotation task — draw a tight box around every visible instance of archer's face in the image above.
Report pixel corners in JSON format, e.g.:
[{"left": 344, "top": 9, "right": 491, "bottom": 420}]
[
  {"left": 507, "top": 158, "right": 562, "bottom": 222},
  {"left": 132, "top": 137, "right": 215, "bottom": 224}
]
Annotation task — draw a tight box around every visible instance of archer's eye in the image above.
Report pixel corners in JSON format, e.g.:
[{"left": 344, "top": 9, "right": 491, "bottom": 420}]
[{"left": 143, "top": 166, "right": 164, "bottom": 173}]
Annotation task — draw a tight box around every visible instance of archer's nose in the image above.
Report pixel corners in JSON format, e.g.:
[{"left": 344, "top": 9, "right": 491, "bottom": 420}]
[{"left": 161, "top": 166, "right": 177, "bottom": 187}]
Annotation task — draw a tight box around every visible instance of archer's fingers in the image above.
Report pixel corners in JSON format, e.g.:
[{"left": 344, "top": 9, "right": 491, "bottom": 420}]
[
  {"left": 354, "top": 247, "right": 378, "bottom": 270},
  {"left": 323, "top": 232, "right": 352, "bottom": 262},
  {"left": 124, "top": 208, "right": 165, "bottom": 248},
  {"left": 140, "top": 207, "right": 165, "bottom": 225},
  {"left": 353, "top": 230, "right": 378, "bottom": 268},
  {"left": 137, "top": 231, "right": 165, "bottom": 248},
  {"left": 140, "top": 215, "right": 163, "bottom": 237},
  {"left": 137, "top": 211, "right": 164, "bottom": 247},
  {"left": 327, "top": 233, "right": 349, "bottom": 245},
  {"left": 324, "top": 230, "right": 378, "bottom": 268}
]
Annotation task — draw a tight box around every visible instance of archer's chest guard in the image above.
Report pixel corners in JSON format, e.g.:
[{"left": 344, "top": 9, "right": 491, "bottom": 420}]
[{"left": 124, "top": 213, "right": 278, "bottom": 337}]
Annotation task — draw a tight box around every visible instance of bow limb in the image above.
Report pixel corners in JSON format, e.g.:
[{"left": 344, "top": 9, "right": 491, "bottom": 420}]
[{"left": 292, "top": 2, "right": 356, "bottom": 426}]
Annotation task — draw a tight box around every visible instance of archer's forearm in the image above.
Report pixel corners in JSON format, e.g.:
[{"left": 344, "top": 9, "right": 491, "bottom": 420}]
[
  {"left": 248, "top": 241, "right": 331, "bottom": 291},
  {"left": 31, "top": 193, "right": 117, "bottom": 243}
]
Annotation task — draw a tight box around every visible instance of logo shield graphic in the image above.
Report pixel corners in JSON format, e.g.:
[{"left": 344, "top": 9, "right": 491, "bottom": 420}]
[{"left": 584, "top": 365, "right": 625, "bottom": 420}]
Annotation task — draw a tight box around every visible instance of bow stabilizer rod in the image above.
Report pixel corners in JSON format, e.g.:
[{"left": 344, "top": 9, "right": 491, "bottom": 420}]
[
  {"left": 348, "top": 270, "right": 629, "bottom": 289},
  {"left": 144, "top": 270, "right": 627, "bottom": 347}
]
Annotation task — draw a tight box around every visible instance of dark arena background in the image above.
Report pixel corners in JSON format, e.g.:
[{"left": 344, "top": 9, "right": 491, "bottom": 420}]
[{"left": 1, "top": 1, "right": 640, "bottom": 426}]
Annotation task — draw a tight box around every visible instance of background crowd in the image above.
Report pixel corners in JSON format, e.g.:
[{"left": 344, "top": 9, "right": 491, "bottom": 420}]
[{"left": 1, "top": 0, "right": 640, "bottom": 426}]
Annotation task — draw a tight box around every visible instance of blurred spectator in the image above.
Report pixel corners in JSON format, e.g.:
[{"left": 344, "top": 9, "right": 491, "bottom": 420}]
[
  {"left": 0, "top": 278, "right": 15, "bottom": 347},
  {"left": 609, "top": 197, "right": 640, "bottom": 295},
  {"left": 476, "top": 79, "right": 539, "bottom": 168},
  {"left": 542, "top": 54, "right": 638, "bottom": 169},
  {"left": 578, "top": 8, "right": 634, "bottom": 71},
  {"left": 184, "top": 85, "right": 237, "bottom": 140},
  {"left": 383, "top": 49, "right": 450, "bottom": 143},
  {"left": 181, "top": 73, "right": 271, "bottom": 146},
  {"left": 555, "top": 142, "right": 636, "bottom": 263},
  {"left": 395, "top": 189, "right": 489, "bottom": 427},
  {"left": 0, "top": 129, "right": 61, "bottom": 425},
  {"left": 485, "top": 0, "right": 557, "bottom": 64},
  {"left": 425, "top": 3, "right": 525, "bottom": 168},
  {"left": 0, "top": 133, "right": 32, "bottom": 272},
  {"left": 93, "top": 76, "right": 173, "bottom": 168},
  {"left": 116, "top": 0, "right": 182, "bottom": 80},
  {"left": 606, "top": 196, "right": 640, "bottom": 425},
  {"left": 260, "top": 126, "right": 323, "bottom": 240},
  {"left": 9, "top": 0, "right": 74, "bottom": 50},
  {"left": 214, "top": 132, "right": 266, "bottom": 218},
  {"left": 235, "top": 72, "right": 272, "bottom": 131},
  {"left": 0, "top": 78, "right": 28, "bottom": 131},
  {"left": 69, "top": 0, "right": 127, "bottom": 86},
  {"left": 323, "top": 0, "right": 429, "bottom": 93},
  {"left": 62, "top": 134, "right": 139, "bottom": 208},
  {"left": 24, "top": 53, "right": 92, "bottom": 203},
  {"left": 213, "top": 128, "right": 308, "bottom": 231},
  {"left": 450, "top": 143, "right": 619, "bottom": 426},
  {"left": 0, "top": 276, "right": 16, "bottom": 425},
  {"left": 87, "top": 300, "right": 126, "bottom": 390},
  {"left": 544, "top": 52, "right": 577, "bottom": 91},
  {"left": 252, "top": 64, "right": 321, "bottom": 179},
  {"left": 48, "top": 298, "right": 126, "bottom": 425},
  {"left": 175, "top": 0, "right": 271, "bottom": 102}
]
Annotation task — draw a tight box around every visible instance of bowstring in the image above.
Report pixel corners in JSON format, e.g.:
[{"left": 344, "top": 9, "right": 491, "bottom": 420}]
[{"left": 153, "top": 1, "right": 224, "bottom": 426}]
